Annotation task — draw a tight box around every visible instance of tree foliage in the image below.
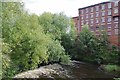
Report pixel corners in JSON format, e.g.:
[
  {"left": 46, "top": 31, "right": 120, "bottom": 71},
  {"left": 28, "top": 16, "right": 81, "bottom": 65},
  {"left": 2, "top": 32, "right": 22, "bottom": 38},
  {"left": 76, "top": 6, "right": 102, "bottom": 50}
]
[
  {"left": 38, "top": 12, "right": 73, "bottom": 40},
  {"left": 71, "top": 25, "right": 119, "bottom": 64},
  {"left": 2, "top": 2, "right": 72, "bottom": 78},
  {"left": 38, "top": 12, "right": 74, "bottom": 64}
]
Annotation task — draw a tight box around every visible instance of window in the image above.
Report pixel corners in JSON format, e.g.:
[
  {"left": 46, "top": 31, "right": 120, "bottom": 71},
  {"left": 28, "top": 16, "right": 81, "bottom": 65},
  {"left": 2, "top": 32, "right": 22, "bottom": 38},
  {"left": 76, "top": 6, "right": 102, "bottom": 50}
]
[
  {"left": 81, "top": 16, "right": 84, "bottom": 20},
  {"left": 91, "top": 14, "right": 93, "bottom": 18},
  {"left": 108, "top": 24, "right": 112, "bottom": 29},
  {"left": 115, "top": 29, "right": 118, "bottom": 35},
  {"left": 101, "top": 4, "right": 105, "bottom": 10},
  {"left": 91, "top": 19, "right": 94, "bottom": 24},
  {"left": 86, "top": 20, "right": 88, "bottom": 24},
  {"left": 96, "top": 12, "right": 99, "bottom": 17},
  {"left": 114, "top": 8, "right": 118, "bottom": 14},
  {"left": 86, "top": 14, "right": 88, "bottom": 19},
  {"left": 81, "top": 21, "right": 84, "bottom": 25},
  {"left": 108, "top": 22, "right": 111, "bottom": 24},
  {"left": 90, "top": 26, "right": 94, "bottom": 31},
  {"left": 108, "top": 10, "right": 112, "bottom": 15},
  {"left": 96, "top": 18, "right": 99, "bottom": 23},
  {"left": 96, "top": 26, "right": 99, "bottom": 30},
  {"left": 101, "top": 17, "right": 105, "bottom": 22},
  {"left": 102, "top": 11, "right": 105, "bottom": 16},
  {"left": 86, "top": 21, "right": 89, "bottom": 25},
  {"left": 108, "top": 16, "right": 112, "bottom": 22},
  {"left": 108, "top": 3, "right": 112, "bottom": 8},
  {"left": 108, "top": 31, "right": 111, "bottom": 35},
  {"left": 96, "top": 6, "right": 99, "bottom": 11},
  {"left": 114, "top": 1, "right": 118, "bottom": 6},
  {"left": 100, "top": 26, "right": 105, "bottom": 30},
  {"left": 91, "top": 7, "right": 94, "bottom": 12},
  {"left": 86, "top": 8, "right": 88, "bottom": 13},
  {"left": 115, "top": 23, "right": 118, "bottom": 28},
  {"left": 114, "top": 17, "right": 118, "bottom": 21}
]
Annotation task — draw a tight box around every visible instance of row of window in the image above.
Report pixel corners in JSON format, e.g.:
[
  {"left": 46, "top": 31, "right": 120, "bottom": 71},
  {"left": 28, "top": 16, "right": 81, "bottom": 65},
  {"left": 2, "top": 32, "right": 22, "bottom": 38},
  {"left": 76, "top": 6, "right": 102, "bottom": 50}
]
[
  {"left": 81, "top": 3, "right": 111, "bottom": 14},
  {"left": 108, "top": 23, "right": 118, "bottom": 29},
  {"left": 81, "top": 10, "right": 112, "bottom": 19},
  {"left": 89, "top": 24, "right": 118, "bottom": 30},
  {"left": 81, "top": 17, "right": 118, "bottom": 25},
  {"left": 81, "top": 8, "right": 118, "bottom": 19},
  {"left": 90, "top": 28, "right": 118, "bottom": 35},
  {"left": 90, "top": 24, "right": 118, "bottom": 31},
  {"left": 81, "top": 2, "right": 118, "bottom": 14}
]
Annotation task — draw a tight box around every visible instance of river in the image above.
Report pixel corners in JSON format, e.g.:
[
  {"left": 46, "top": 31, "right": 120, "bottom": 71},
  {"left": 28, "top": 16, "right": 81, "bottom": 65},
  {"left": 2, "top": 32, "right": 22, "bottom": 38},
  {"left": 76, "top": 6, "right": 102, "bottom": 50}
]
[
  {"left": 61, "top": 61, "right": 116, "bottom": 79},
  {"left": 14, "top": 61, "right": 119, "bottom": 79}
]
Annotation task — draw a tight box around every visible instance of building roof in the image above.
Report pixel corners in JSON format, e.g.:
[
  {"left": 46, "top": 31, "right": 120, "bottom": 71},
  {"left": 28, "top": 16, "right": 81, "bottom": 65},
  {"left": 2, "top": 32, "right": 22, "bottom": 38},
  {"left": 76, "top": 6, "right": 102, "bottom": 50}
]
[
  {"left": 72, "top": 16, "right": 79, "bottom": 20},
  {"left": 78, "top": 1, "right": 110, "bottom": 10},
  {"left": 72, "top": 16, "right": 78, "bottom": 19}
]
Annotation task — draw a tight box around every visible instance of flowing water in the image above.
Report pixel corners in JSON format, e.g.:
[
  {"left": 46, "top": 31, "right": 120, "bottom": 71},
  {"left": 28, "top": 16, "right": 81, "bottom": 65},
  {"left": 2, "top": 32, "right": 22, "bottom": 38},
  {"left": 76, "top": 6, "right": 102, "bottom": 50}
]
[
  {"left": 14, "top": 61, "right": 119, "bottom": 79},
  {"left": 50, "top": 61, "right": 119, "bottom": 80},
  {"left": 61, "top": 61, "right": 117, "bottom": 79}
]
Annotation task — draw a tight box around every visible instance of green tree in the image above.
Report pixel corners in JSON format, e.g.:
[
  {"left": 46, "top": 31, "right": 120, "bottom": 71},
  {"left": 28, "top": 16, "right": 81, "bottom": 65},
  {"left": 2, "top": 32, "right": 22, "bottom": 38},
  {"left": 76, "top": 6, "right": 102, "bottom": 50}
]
[
  {"left": 77, "top": 25, "right": 97, "bottom": 59},
  {"left": 72, "top": 25, "right": 119, "bottom": 64},
  {"left": 47, "top": 40, "right": 70, "bottom": 64},
  {"left": 38, "top": 12, "right": 71, "bottom": 40},
  {"left": 61, "top": 19, "right": 76, "bottom": 58},
  {"left": 2, "top": 2, "right": 50, "bottom": 77},
  {"left": 2, "top": 2, "right": 72, "bottom": 78},
  {"left": 38, "top": 12, "right": 72, "bottom": 64}
]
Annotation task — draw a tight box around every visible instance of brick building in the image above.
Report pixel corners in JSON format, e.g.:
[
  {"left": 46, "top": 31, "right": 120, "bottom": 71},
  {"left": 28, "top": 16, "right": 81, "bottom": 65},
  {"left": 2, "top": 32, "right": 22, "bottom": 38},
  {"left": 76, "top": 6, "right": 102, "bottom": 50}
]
[
  {"left": 72, "top": 16, "right": 79, "bottom": 32},
  {"left": 73, "top": 0, "right": 120, "bottom": 46}
]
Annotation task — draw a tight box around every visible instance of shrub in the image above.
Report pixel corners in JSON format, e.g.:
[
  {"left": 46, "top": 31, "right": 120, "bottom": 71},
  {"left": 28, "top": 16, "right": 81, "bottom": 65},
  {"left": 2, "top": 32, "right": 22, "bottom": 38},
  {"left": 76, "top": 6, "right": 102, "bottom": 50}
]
[
  {"left": 60, "top": 54, "right": 71, "bottom": 65},
  {"left": 2, "top": 2, "right": 71, "bottom": 78},
  {"left": 2, "top": 2, "right": 50, "bottom": 77},
  {"left": 72, "top": 25, "right": 119, "bottom": 65},
  {"left": 47, "top": 40, "right": 70, "bottom": 64}
]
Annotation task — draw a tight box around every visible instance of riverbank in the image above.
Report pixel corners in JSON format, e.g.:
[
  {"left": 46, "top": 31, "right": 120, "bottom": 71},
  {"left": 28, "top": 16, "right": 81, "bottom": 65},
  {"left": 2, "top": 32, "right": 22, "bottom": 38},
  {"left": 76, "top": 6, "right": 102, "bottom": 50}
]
[
  {"left": 13, "top": 61, "right": 117, "bottom": 79},
  {"left": 14, "top": 63, "right": 71, "bottom": 78},
  {"left": 99, "top": 64, "right": 120, "bottom": 77}
]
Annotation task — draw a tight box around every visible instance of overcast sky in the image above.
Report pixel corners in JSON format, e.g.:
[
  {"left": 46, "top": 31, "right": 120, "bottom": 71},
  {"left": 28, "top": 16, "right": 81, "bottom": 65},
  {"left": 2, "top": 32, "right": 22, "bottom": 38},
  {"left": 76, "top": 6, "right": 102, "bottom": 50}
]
[{"left": 23, "top": 0, "right": 109, "bottom": 17}]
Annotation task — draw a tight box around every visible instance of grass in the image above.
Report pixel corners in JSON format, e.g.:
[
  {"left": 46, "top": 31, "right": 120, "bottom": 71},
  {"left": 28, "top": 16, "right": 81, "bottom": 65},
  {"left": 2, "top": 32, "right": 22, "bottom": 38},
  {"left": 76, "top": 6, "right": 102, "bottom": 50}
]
[
  {"left": 103, "top": 65, "right": 120, "bottom": 72},
  {"left": 114, "top": 78, "right": 120, "bottom": 80},
  {"left": 102, "top": 64, "right": 120, "bottom": 77}
]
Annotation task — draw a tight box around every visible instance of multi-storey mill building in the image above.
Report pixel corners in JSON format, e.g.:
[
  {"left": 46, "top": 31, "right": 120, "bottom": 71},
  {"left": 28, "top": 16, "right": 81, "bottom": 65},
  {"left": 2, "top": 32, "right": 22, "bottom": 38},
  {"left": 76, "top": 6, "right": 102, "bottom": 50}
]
[{"left": 73, "top": 0, "right": 120, "bottom": 46}]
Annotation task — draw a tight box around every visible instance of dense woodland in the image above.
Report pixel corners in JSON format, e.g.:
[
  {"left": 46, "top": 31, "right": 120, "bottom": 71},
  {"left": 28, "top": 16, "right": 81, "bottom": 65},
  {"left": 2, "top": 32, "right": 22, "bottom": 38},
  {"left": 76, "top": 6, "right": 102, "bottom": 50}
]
[{"left": 1, "top": 2, "right": 120, "bottom": 78}]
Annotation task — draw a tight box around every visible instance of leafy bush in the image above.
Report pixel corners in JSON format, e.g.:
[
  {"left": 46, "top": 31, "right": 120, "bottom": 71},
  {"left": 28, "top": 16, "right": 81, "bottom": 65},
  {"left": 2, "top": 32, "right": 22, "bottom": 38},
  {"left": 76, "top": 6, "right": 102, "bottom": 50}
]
[
  {"left": 2, "top": 2, "right": 71, "bottom": 78},
  {"left": 47, "top": 40, "right": 71, "bottom": 64},
  {"left": 2, "top": 2, "right": 48, "bottom": 77},
  {"left": 101, "top": 65, "right": 120, "bottom": 77},
  {"left": 38, "top": 12, "right": 72, "bottom": 40},
  {"left": 47, "top": 40, "right": 65, "bottom": 63},
  {"left": 60, "top": 54, "right": 71, "bottom": 65},
  {"left": 38, "top": 12, "right": 72, "bottom": 65},
  {"left": 103, "top": 65, "right": 120, "bottom": 72},
  {"left": 72, "top": 25, "right": 119, "bottom": 65},
  {"left": 114, "top": 78, "right": 120, "bottom": 80}
]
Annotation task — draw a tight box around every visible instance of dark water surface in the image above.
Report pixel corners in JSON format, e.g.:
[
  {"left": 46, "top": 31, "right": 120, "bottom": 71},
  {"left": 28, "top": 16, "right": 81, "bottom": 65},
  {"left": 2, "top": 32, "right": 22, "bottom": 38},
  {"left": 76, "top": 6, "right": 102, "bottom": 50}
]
[
  {"left": 61, "top": 61, "right": 116, "bottom": 79},
  {"left": 37, "top": 61, "right": 119, "bottom": 80}
]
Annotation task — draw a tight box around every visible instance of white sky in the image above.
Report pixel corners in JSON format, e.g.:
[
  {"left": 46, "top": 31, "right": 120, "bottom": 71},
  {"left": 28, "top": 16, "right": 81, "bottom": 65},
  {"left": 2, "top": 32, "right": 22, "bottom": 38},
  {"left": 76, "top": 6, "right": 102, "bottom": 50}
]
[{"left": 23, "top": 0, "right": 109, "bottom": 17}]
